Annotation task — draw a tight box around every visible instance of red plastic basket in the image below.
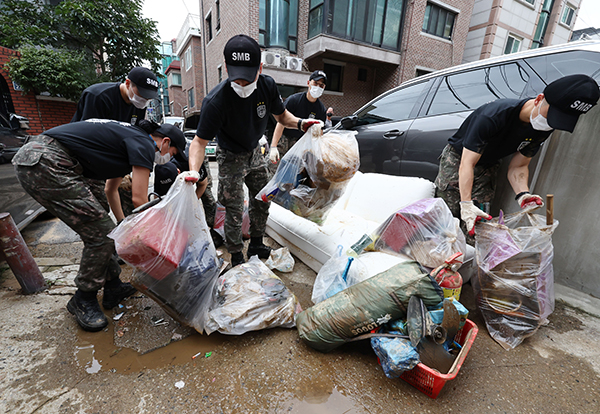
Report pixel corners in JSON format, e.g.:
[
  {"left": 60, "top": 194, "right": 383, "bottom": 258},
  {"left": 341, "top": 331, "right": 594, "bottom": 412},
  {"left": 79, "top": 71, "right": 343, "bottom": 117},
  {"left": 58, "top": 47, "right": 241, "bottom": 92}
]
[{"left": 400, "top": 318, "right": 478, "bottom": 399}]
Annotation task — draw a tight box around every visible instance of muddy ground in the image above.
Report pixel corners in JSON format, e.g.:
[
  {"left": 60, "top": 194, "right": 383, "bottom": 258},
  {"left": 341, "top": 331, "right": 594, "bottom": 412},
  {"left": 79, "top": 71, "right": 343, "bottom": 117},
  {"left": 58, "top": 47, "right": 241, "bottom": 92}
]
[{"left": 1, "top": 214, "right": 599, "bottom": 414}]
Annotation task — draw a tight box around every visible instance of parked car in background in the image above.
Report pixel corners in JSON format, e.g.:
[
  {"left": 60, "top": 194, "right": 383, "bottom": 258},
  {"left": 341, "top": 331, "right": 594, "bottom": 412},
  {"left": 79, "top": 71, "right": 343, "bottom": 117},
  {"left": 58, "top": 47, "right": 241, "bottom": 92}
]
[
  {"left": 0, "top": 113, "right": 45, "bottom": 229},
  {"left": 183, "top": 130, "right": 217, "bottom": 160},
  {"left": 163, "top": 116, "right": 185, "bottom": 131},
  {"left": 338, "top": 40, "right": 600, "bottom": 182}
]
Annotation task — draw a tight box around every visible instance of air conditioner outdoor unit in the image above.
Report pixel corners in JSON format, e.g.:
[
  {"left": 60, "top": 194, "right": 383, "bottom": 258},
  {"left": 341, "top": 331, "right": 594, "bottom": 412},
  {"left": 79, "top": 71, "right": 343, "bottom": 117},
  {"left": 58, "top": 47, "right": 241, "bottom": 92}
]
[
  {"left": 261, "top": 51, "right": 281, "bottom": 67},
  {"left": 286, "top": 56, "right": 303, "bottom": 71}
]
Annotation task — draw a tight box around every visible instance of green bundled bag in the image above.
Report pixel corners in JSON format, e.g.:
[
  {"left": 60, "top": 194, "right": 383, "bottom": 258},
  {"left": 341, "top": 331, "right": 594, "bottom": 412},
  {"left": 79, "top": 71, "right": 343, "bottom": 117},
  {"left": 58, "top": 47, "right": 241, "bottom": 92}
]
[{"left": 296, "top": 261, "right": 443, "bottom": 352}]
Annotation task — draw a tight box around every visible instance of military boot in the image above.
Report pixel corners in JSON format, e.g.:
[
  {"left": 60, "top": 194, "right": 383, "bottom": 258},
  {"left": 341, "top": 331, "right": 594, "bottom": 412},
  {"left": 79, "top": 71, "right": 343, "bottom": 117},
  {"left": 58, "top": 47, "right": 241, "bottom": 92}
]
[
  {"left": 67, "top": 290, "right": 108, "bottom": 332},
  {"left": 247, "top": 237, "right": 272, "bottom": 259},
  {"left": 102, "top": 279, "right": 137, "bottom": 310},
  {"left": 231, "top": 251, "right": 245, "bottom": 267}
]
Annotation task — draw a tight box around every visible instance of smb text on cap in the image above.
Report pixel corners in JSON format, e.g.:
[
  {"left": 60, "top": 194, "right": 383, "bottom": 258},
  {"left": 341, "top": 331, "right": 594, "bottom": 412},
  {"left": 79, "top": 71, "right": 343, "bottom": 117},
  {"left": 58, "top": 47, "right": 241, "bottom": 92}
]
[
  {"left": 543, "top": 74, "right": 600, "bottom": 133},
  {"left": 128, "top": 67, "right": 159, "bottom": 100},
  {"left": 224, "top": 34, "right": 261, "bottom": 83}
]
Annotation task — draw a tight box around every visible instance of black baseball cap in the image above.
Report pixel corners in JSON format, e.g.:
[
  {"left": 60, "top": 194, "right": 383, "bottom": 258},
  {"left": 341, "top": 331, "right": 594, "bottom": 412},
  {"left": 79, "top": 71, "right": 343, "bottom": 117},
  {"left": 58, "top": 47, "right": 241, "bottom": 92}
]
[
  {"left": 544, "top": 74, "right": 600, "bottom": 133},
  {"left": 223, "top": 34, "right": 261, "bottom": 83},
  {"left": 155, "top": 124, "right": 188, "bottom": 163},
  {"left": 309, "top": 70, "right": 327, "bottom": 84},
  {"left": 128, "top": 67, "right": 159, "bottom": 100},
  {"left": 154, "top": 162, "right": 178, "bottom": 196}
]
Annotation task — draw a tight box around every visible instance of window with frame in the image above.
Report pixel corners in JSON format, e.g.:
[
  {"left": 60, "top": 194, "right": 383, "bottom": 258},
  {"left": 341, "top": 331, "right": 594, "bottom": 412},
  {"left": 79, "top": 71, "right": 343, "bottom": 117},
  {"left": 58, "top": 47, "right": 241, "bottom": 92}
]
[
  {"left": 169, "top": 72, "right": 182, "bottom": 86},
  {"left": 188, "top": 88, "right": 195, "bottom": 108},
  {"left": 184, "top": 47, "right": 192, "bottom": 72},
  {"left": 215, "top": 0, "right": 221, "bottom": 31},
  {"left": 520, "top": 0, "right": 535, "bottom": 5},
  {"left": 525, "top": 51, "right": 600, "bottom": 84},
  {"left": 504, "top": 35, "right": 521, "bottom": 55},
  {"left": 355, "top": 81, "right": 428, "bottom": 126},
  {"left": 422, "top": 2, "right": 456, "bottom": 40},
  {"left": 259, "top": 0, "right": 298, "bottom": 53},
  {"left": 427, "top": 63, "right": 530, "bottom": 116},
  {"left": 323, "top": 63, "right": 343, "bottom": 92},
  {"left": 308, "top": 0, "right": 405, "bottom": 51},
  {"left": 206, "top": 13, "right": 213, "bottom": 43},
  {"left": 561, "top": 4, "right": 575, "bottom": 27}
]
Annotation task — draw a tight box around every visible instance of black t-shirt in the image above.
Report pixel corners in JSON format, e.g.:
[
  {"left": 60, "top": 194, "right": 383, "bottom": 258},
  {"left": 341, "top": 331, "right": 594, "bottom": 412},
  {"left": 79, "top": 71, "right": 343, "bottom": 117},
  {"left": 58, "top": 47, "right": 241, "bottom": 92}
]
[
  {"left": 71, "top": 82, "right": 146, "bottom": 126},
  {"left": 282, "top": 92, "right": 327, "bottom": 139},
  {"left": 449, "top": 98, "right": 553, "bottom": 167},
  {"left": 195, "top": 75, "right": 285, "bottom": 153},
  {"left": 45, "top": 119, "right": 155, "bottom": 180}
]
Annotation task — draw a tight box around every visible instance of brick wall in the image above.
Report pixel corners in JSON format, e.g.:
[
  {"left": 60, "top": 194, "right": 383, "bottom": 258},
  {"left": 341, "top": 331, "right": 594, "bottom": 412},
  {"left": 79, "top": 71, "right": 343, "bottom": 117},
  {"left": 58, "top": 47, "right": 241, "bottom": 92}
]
[
  {"left": 1, "top": 46, "right": 77, "bottom": 134},
  {"left": 400, "top": 0, "right": 474, "bottom": 83}
]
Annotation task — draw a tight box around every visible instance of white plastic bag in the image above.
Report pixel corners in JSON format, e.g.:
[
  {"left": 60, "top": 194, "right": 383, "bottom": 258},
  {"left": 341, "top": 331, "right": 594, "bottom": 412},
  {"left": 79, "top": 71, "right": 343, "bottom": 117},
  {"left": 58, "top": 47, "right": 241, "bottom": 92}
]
[
  {"left": 108, "top": 175, "right": 221, "bottom": 334},
  {"left": 256, "top": 125, "right": 359, "bottom": 224},
  {"left": 311, "top": 246, "right": 368, "bottom": 304},
  {"left": 205, "top": 256, "right": 302, "bottom": 335},
  {"left": 265, "top": 247, "right": 295, "bottom": 272}
]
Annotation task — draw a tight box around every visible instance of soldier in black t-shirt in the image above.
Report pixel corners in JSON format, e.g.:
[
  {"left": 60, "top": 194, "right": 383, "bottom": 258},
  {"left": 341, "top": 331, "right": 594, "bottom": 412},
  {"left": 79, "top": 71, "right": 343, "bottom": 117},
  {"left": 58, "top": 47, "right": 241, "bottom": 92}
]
[
  {"left": 269, "top": 70, "right": 328, "bottom": 167},
  {"left": 435, "top": 74, "right": 599, "bottom": 236},
  {"left": 184, "top": 35, "right": 321, "bottom": 267},
  {"left": 13, "top": 119, "right": 187, "bottom": 332}
]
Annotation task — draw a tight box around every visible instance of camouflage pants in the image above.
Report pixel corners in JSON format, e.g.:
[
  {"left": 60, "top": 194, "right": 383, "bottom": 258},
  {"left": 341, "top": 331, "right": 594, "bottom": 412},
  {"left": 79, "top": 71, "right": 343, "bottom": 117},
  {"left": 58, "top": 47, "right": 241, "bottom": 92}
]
[
  {"left": 200, "top": 157, "right": 216, "bottom": 228},
  {"left": 268, "top": 133, "right": 298, "bottom": 176},
  {"left": 217, "top": 145, "right": 270, "bottom": 253},
  {"left": 13, "top": 135, "right": 120, "bottom": 292},
  {"left": 434, "top": 144, "right": 500, "bottom": 218}
]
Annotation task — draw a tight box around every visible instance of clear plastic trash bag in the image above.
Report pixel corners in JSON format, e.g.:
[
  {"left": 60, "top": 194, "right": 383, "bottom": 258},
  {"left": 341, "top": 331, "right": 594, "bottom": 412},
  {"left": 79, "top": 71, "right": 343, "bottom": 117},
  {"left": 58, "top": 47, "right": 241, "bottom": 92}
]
[
  {"left": 257, "top": 125, "right": 359, "bottom": 224},
  {"left": 265, "top": 247, "right": 295, "bottom": 273},
  {"left": 473, "top": 207, "right": 558, "bottom": 350},
  {"left": 109, "top": 175, "right": 221, "bottom": 334}
]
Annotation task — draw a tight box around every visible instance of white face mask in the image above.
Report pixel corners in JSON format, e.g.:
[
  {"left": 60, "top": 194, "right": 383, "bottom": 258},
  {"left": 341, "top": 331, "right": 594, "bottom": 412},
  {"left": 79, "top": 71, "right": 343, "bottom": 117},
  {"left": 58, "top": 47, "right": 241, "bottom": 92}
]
[
  {"left": 309, "top": 85, "right": 324, "bottom": 99},
  {"left": 154, "top": 140, "right": 171, "bottom": 165},
  {"left": 530, "top": 102, "right": 553, "bottom": 131},
  {"left": 129, "top": 86, "right": 150, "bottom": 109},
  {"left": 230, "top": 79, "right": 257, "bottom": 98}
]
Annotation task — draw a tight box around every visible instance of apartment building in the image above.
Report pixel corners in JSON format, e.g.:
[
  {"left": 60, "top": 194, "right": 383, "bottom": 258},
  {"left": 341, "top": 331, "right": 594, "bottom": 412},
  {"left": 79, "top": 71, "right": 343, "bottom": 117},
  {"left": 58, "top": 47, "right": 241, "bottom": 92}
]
[{"left": 463, "top": 0, "right": 582, "bottom": 63}]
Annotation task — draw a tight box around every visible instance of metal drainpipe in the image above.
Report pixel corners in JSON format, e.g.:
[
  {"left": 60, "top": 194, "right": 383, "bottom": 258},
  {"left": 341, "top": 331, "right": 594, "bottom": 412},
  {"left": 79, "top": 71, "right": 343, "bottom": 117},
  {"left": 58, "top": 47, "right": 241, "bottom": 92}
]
[{"left": 0, "top": 213, "right": 46, "bottom": 294}]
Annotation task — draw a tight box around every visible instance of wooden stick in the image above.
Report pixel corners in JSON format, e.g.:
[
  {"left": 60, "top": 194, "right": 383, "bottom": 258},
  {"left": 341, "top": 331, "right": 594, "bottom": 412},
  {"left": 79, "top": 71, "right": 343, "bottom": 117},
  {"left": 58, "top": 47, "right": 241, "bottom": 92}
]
[{"left": 546, "top": 194, "right": 554, "bottom": 225}]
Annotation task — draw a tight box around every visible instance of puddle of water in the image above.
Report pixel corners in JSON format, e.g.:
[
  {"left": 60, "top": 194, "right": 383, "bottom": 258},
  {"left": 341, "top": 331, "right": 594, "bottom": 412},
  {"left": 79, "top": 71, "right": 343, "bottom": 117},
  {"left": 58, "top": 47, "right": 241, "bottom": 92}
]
[
  {"left": 74, "top": 314, "right": 227, "bottom": 375},
  {"left": 281, "top": 388, "right": 363, "bottom": 414}
]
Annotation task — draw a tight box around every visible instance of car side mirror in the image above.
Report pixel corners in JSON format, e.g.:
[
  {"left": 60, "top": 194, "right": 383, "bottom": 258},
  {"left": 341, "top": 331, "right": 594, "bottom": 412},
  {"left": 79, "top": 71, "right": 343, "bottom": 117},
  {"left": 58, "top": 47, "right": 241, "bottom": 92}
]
[{"left": 340, "top": 115, "right": 357, "bottom": 129}]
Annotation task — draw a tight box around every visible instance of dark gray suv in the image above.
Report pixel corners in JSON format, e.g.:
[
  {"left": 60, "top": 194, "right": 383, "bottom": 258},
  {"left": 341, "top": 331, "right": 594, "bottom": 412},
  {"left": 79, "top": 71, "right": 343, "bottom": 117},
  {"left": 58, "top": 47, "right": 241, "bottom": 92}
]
[{"left": 339, "top": 41, "right": 600, "bottom": 181}]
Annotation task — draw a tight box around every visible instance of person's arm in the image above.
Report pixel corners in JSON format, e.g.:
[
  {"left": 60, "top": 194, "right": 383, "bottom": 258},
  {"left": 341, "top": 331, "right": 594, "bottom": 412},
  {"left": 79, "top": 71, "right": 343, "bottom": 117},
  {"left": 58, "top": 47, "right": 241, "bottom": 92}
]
[
  {"left": 105, "top": 178, "right": 125, "bottom": 222},
  {"left": 458, "top": 148, "right": 482, "bottom": 201},
  {"left": 507, "top": 152, "right": 532, "bottom": 195},
  {"left": 271, "top": 122, "right": 285, "bottom": 148},
  {"left": 195, "top": 177, "right": 209, "bottom": 198},
  {"left": 273, "top": 109, "right": 321, "bottom": 132},
  {"left": 130, "top": 165, "right": 151, "bottom": 208},
  {"left": 508, "top": 152, "right": 544, "bottom": 208},
  {"left": 188, "top": 136, "right": 209, "bottom": 172}
]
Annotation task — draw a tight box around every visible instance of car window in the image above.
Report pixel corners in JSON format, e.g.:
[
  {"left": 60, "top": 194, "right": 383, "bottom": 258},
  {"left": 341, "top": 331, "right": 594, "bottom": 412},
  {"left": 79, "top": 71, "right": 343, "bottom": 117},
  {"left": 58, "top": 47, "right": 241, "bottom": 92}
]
[
  {"left": 427, "top": 63, "right": 530, "bottom": 116},
  {"left": 355, "top": 81, "right": 428, "bottom": 126},
  {"left": 525, "top": 51, "right": 600, "bottom": 84}
]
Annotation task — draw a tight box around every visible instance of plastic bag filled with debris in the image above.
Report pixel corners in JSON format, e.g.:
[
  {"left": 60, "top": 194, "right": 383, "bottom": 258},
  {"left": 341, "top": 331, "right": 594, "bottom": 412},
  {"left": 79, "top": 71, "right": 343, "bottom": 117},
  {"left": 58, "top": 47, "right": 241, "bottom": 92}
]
[
  {"left": 256, "top": 124, "right": 360, "bottom": 224},
  {"left": 311, "top": 245, "right": 369, "bottom": 304},
  {"left": 371, "top": 336, "right": 420, "bottom": 379},
  {"left": 358, "top": 198, "right": 466, "bottom": 269},
  {"left": 265, "top": 247, "right": 295, "bottom": 272},
  {"left": 205, "top": 256, "right": 302, "bottom": 335},
  {"left": 473, "top": 207, "right": 558, "bottom": 350},
  {"left": 109, "top": 175, "right": 221, "bottom": 333}
]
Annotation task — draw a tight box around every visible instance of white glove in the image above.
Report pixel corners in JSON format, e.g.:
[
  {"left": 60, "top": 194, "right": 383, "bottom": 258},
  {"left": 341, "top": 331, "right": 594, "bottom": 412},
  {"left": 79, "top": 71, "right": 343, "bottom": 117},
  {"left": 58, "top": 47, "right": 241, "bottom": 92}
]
[
  {"left": 178, "top": 170, "right": 200, "bottom": 183},
  {"left": 517, "top": 192, "right": 544, "bottom": 209},
  {"left": 460, "top": 201, "right": 492, "bottom": 236},
  {"left": 269, "top": 147, "right": 280, "bottom": 164}
]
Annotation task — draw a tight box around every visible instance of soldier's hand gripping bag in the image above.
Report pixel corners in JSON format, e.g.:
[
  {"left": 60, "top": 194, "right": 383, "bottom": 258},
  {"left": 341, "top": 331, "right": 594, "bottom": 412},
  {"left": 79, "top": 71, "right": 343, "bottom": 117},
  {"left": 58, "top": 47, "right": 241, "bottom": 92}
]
[
  {"left": 256, "top": 125, "right": 360, "bottom": 224},
  {"left": 473, "top": 206, "right": 558, "bottom": 350},
  {"left": 296, "top": 261, "right": 443, "bottom": 353},
  {"left": 109, "top": 174, "right": 221, "bottom": 333}
]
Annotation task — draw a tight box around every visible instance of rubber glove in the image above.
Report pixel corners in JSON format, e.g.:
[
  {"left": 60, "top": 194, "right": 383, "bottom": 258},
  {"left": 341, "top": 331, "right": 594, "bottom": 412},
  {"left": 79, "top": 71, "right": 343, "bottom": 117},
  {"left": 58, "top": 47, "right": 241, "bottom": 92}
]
[
  {"left": 178, "top": 170, "right": 200, "bottom": 183},
  {"left": 517, "top": 192, "right": 544, "bottom": 209},
  {"left": 460, "top": 201, "right": 492, "bottom": 236},
  {"left": 300, "top": 119, "right": 324, "bottom": 133},
  {"left": 269, "top": 147, "right": 279, "bottom": 164}
]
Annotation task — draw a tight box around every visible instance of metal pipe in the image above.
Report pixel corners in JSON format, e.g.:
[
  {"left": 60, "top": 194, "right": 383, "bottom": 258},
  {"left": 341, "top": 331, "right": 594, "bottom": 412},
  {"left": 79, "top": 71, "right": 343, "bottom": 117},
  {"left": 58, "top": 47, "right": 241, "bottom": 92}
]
[{"left": 0, "top": 212, "right": 46, "bottom": 294}]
